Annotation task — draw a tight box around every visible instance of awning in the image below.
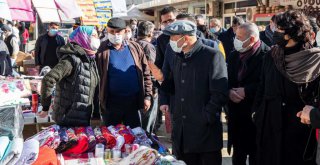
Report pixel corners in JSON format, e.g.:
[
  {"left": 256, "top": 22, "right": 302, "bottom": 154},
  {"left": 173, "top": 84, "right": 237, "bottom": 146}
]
[
  {"left": 7, "top": 0, "right": 35, "bottom": 22},
  {"left": 32, "top": 0, "right": 60, "bottom": 23},
  {"left": 111, "top": 0, "right": 127, "bottom": 17},
  {"left": 0, "top": 0, "right": 12, "bottom": 21},
  {"left": 55, "top": 0, "right": 82, "bottom": 19},
  {"left": 120, "top": 5, "right": 154, "bottom": 21}
]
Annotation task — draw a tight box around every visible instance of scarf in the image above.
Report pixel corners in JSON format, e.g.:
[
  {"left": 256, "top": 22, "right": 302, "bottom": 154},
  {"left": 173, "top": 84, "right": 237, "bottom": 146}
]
[
  {"left": 272, "top": 42, "right": 320, "bottom": 84},
  {"left": 55, "top": 128, "right": 78, "bottom": 153},
  {"left": 108, "top": 126, "right": 125, "bottom": 150},
  {"left": 265, "top": 25, "right": 274, "bottom": 44},
  {"left": 85, "top": 126, "right": 96, "bottom": 152},
  {"left": 32, "top": 146, "right": 58, "bottom": 165},
  {"left": 69, "top": 26, "right": 96, "bottom": 57},
  {"left": 64, "top": 127, "right": 89, "bottom": 154},
  {"left": 101, "top": 126, "right": 116, "bottom": 149},
  {"left": 94, "top": 127, "right": 107, "bottom": 146},
  {"left": 238, "top": 40, "right": 261, "bottom": 81}
]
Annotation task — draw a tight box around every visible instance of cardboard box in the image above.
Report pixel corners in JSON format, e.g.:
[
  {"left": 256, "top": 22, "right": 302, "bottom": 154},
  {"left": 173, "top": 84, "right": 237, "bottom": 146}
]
[
  {"left": 23, "top": 59, "right": 38, "bottom": 76},
  {"left": 16, "top": 51, "right": 33, "bottom": 66}
]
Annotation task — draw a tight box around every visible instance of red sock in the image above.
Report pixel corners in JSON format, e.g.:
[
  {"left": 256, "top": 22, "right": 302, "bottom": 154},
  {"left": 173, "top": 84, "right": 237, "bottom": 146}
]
[
  {"left": 101, "top": 126, "right": 116, "bottom": 149},
  {"left": 64, "top": 127, "right": 89, "bottom": 154}
]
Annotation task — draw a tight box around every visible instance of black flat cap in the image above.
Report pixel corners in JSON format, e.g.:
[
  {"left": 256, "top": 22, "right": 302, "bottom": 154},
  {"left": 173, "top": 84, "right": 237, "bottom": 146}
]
[{"left": 107, "top": 18, "right": 126, "bottom": 30}]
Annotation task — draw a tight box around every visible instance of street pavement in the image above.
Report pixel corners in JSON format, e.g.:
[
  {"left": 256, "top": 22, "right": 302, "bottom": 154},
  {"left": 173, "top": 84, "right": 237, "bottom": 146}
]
[{"left": 156, "top": 113, "right": 232, "bottom": 165}]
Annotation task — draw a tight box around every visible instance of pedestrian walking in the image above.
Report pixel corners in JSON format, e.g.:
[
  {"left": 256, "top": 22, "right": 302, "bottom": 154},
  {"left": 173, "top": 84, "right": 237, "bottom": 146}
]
[
  {"left": 150, "top": 20, "right": 228, "bottom": 165},
  {"left": 34, "top": 22, "right": 65, "bottom": 70}
]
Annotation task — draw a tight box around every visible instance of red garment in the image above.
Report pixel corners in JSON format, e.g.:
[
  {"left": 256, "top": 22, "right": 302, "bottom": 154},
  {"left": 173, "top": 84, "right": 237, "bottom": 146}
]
[
  {"left": 101, "top": 126, "right": 116, "bottom": 149},
  {"left": 33, "top": 146, "right": 58, "bottom": 165},
  {"left": 64, "top": 127, "right": 89, "bottom": 154},
  {"left": 116, "top": 124, "right": 135, "bottom": 144},
  {"left": 22, "top": 29, "right": 29, "bottom": 45}
]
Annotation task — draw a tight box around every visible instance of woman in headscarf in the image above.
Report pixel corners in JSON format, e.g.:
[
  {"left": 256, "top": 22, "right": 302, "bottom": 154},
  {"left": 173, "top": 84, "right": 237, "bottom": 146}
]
[
  {"left": 38, "top": 26, "right": 100, "bottom": 127},
  {"left": 253, "top": 10, "right": 320, "bottom": 165}
]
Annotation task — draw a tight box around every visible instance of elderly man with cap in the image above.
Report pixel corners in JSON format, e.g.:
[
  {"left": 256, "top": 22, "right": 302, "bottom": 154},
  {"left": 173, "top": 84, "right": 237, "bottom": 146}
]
[
  {"left": 149, "top": 20, "right": 228, "bottom": 165},
  {"left": 1, "top": 25, "right": 19, "bottom": 59},
  {"left": 96, "top": 17, "right": 153, "bottom": 128}
]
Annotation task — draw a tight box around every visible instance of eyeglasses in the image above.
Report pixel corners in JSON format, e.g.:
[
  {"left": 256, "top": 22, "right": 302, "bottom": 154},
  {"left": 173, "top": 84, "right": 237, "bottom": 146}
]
[{"left": 161, "top": 19, "right": 175, "bottom": 25}]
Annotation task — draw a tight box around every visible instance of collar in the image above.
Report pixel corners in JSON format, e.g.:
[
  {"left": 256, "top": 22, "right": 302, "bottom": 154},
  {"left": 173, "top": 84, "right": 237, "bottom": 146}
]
[{"left": 180, "top": 39, "right": 202, "bottom": 59}]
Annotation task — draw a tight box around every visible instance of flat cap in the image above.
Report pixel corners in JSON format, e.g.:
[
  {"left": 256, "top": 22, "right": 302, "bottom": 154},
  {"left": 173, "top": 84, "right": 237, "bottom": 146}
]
[
  {"left": 1, "top": 25, "right": 11, "bottom": 32},
  {"left": 163, "top": 20, "right": 197, "bottom": 36},
  {"left": 107, "top": 18, "right": 126, "bottom": 30}
]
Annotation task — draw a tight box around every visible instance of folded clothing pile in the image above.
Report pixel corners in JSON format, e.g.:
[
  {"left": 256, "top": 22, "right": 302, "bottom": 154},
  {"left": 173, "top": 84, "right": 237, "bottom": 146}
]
[
  {"left": 132, "top": 127, "right": 153, "bottom": 147},
  {"left": 0, "top": 137, "right": 24, "bottom": 165}
]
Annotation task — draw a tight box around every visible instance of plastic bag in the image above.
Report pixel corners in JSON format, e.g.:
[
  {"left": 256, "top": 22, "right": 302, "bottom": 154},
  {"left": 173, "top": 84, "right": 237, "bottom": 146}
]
[{"left": 0, "top": 105, "right": 24, "bottom": 139}]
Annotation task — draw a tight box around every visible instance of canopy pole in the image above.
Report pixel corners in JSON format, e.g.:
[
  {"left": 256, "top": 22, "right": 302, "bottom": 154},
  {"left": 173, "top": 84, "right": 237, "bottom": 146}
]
[{"left": 35, "top": 13, "right": 38, "bottom": 40}]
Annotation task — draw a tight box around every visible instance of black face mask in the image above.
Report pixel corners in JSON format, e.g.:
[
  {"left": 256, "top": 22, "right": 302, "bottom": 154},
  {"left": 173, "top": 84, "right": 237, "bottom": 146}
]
[{"left": 273, "top": 31, "right": 289, "bottom": 47}]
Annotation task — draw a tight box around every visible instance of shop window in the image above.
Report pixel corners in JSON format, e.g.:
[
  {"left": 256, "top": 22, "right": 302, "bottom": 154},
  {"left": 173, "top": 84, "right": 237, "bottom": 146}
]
[{"left": 194, "top": 6, "right": 206, "bottom": 15}]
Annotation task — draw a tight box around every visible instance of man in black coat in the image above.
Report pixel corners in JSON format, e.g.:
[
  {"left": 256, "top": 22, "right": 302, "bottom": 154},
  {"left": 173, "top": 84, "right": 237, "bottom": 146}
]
[
  {"left": 150, "top": 20, "right": 228, "bottom": 165},
  {"left": 227, "top": 22, "right": 270, "bottom": 165},
  {"left": 259, "top": 15, "right": 276, "bottom": 47},
  {"left": 218, "top": 16, "right": 245, "bottom": 62}
]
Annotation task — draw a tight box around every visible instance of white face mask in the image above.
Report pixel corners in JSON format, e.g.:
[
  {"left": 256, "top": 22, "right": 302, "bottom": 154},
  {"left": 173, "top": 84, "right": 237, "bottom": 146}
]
[
  {"left": 125, "top": 32, "right": 132, "bottom": 40},
  {"left": 90, "top": 37, "right": 101, "bottom": 51},
  {"left": 270, "top": 25, "right": 276, "bottom": 33},
  {"left": 170, "top": 36, "right": 187, "bottom": 53},
  {"left": 108, "top": 33, "right": 123, "bottom": 45},
  {"left": 234, "top": 37, "right": 250, "bottom": 53},
  {"left": 316, "top": 31, "right": 320, "bottom": 47}
]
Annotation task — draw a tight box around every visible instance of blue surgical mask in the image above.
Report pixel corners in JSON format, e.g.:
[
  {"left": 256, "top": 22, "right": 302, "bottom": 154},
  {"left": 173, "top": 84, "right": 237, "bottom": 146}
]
[
  {"left": 210, "top": 28, "right": 217, "bottom": 33},
  {"left": 49, "top": 29, "right": 58, "bottom": 36}
]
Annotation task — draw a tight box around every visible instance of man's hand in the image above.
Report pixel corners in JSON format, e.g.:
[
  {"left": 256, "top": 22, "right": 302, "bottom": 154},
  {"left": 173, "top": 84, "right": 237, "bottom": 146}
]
[
  {"left": 38, "top": 111, "right": 49, "bottom": 118},
  {"left": 144, "top": 99, "right": 151, "bottom": 113},
  {"left": 148, "top": 61, "right": 164, "bottom": 82},
  {"left": 233, "top": 87, "right": 245, "bottom": 98},
  {"left": 160, "top": 105, "right": 169, "bottom": 114},
  {"left": 31, "top": 51, "right": 35, "bottom": 57},
  {"left": 229, "top": 89, "right": 244, "bottom": 103},
  {"left": 297, "top": 105, "right": 313, "bottom": 124}
]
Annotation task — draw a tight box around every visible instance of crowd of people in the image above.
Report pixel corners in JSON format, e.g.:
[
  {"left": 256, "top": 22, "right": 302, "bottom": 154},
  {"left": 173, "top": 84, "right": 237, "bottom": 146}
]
[{"left": 0, "top": 5, "right": 320, "bottom": 165}]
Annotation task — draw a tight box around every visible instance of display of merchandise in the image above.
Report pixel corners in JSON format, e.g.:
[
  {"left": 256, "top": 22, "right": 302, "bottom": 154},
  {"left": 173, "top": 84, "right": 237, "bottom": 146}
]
[
  {"left": 0, "top": 137, "right": 24, "bottom": 165},
  {"left": 15, "top": 139, "right": 40, "bottom": 165},
  {"left": 0, "top": 121, "right": 185, "bottom": 165},
  {"left": 131, "top": 127, "right": 153, "bottom": 147},
  {"left": 0, "top": 105, "right": 24, "bottom": 139}
]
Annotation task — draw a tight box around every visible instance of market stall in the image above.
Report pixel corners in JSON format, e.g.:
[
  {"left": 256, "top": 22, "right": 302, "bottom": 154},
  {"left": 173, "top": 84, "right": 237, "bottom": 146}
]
[{"left": 0, "top": 75, "right": 185, "bottom": 165}]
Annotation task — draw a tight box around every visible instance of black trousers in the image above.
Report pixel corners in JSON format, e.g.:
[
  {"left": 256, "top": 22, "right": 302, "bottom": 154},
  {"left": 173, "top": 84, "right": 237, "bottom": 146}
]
[
  {"left": 177, "top": 133, "right": 222, "bottom": 165},
  {"left": 179, "top": 151, "right": 222, "bottom": 165},
  {"left": 102, "top": 95, "right": 141, "bottom": 128},
  {"left": 232, "top": 146, "right": 256, "bottom": 165}
]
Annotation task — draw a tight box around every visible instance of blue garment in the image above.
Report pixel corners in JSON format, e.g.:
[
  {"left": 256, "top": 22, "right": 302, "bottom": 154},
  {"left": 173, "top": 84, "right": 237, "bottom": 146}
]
[{"left": 108, "top": 45, "right": 140, "bottom": 96}]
